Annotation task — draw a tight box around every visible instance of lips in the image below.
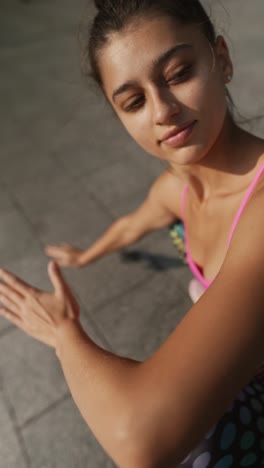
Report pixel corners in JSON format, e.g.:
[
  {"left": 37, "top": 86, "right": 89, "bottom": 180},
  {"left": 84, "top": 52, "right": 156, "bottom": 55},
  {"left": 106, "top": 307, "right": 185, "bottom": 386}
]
[{"left": 160, "top": 120, "right": 197, "bottom": 144}]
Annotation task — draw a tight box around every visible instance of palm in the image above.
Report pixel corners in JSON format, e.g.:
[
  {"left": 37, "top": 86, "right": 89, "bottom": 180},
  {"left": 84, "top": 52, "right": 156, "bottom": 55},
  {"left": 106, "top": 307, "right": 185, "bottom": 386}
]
[
  {"left": 37, "top": 290, "right": 63, "bottom": 315},
  {"left": 0, "top": 262, "right": 80, "bottom": 348},
  {"left": 34, "top": 283, "right": 79, "bottom": 321}
]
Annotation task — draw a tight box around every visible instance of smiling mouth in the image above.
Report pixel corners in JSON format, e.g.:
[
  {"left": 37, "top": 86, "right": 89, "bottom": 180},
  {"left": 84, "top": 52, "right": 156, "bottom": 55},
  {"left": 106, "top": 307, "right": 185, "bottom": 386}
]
[{"left": 159, "top": 120, "right": 197, "bottom": 147}]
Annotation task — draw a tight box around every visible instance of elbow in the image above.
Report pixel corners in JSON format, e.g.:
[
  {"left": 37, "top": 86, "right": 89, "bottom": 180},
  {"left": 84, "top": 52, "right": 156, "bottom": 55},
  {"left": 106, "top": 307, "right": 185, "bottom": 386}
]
[
  {"left": 111, "top": 424, "right": 154, "bottom": 468},
  {"left": 113, "top": 427, "right": 176, "bottom": 468},
  {"left": 115, "top": 216, "right": 142, "bottom": 246},
  {"left": 116, "top": 449, "right": 174, "bottom": 468},
  {"left": 115, "top": 447, "right": 155, "bottom": 468},
  {"left": 109, "top": 384, "right": 184, "bottom": 467}
]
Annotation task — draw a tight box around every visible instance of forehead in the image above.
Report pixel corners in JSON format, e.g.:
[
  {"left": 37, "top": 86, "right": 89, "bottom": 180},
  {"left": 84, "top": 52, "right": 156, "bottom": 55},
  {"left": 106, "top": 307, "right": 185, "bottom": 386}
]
[{"left": 99, "top": 16, "right": 207, "bottom": 96}]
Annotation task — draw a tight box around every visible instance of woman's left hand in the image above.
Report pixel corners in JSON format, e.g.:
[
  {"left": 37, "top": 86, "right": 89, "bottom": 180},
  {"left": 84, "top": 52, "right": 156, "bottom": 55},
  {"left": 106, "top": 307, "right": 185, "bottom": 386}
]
[{"left": 0, "top": 261, "right": 80, "bottom": 349}]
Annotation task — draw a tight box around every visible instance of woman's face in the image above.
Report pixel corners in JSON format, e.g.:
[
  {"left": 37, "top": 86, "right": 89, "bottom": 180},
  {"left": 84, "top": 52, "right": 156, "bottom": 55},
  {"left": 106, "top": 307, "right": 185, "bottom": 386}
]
[{"left": 98, "top": 15, "right": 233, "bottom": 166}]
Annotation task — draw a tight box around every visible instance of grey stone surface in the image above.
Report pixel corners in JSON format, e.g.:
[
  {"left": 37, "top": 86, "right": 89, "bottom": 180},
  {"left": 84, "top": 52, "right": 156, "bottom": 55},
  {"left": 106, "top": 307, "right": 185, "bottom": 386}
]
[
  {"left": 0, "top": 328, "right": 68, "bottom": 427},
  {"left": 63, "top": 247, "right": 154, "bottom": 312},
  {"left": 0, "top": 209, "right": 40, "bottom": 264},
  {"left": 0, "top": 0, "right": 263, "bottom": 467},
  {"left": 22, "top": 397, "right": 115, "bottom": 468},
  {"left": 0, "top": 307, "right": 105, "bottom": 429},
  {"left": 0, "top": 139, "right": 64, "bottom": 188},
  {"left": 0, "top": 391, "right": 27, "bottom": 468},
  {"left": 89, "top": 268, "right": 191, "bottom": 361},
  {"left": 83, "top": 158, "right": 155, "bottom": 216},
  {"left": 18, "top": 178, "right": 113, "bottom": 246},
  {"left": 50, "top": 101, "right": 125, "bottom": 179}
]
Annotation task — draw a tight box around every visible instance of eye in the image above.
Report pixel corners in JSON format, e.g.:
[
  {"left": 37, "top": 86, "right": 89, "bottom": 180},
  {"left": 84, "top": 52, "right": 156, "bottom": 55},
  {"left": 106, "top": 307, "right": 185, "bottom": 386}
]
[
  {"left": 166, "top": 64, "right": 194, "bottom": 84},
  {"left": 124, "top": 96, "right": 145, "bottom": 112}
]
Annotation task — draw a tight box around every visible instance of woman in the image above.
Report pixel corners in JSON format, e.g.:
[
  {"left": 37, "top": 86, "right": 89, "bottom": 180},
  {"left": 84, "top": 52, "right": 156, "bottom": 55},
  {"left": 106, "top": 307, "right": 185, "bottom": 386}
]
[{"left": 1, "top": 1, "right": 264, "bottom": 466}]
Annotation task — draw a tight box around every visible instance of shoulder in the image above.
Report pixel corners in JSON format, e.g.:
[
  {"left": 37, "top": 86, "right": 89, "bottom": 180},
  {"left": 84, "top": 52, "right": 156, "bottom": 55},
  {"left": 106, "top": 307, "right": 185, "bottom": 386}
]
[
  {"left": 148, "top": 169, "right": 185, "bottom": 219},
  {"left": 131, "top": 181, "right": 264, "bottom": 463},
  {"left": 225, "top": 179, "right": 264, "bottom": 267},
  {"left": 213, "top": 180, "right": 264, "bottom": 327}
]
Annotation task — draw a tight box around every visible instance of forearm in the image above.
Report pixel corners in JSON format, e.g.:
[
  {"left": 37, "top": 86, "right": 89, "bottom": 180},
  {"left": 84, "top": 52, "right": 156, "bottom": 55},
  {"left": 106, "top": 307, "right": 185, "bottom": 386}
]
[
  {"left": 80, "top": 216, "right": 147, "bottom": 265},
  {"left": 56, "top": 319, "right": 142, "bottom": 465}
]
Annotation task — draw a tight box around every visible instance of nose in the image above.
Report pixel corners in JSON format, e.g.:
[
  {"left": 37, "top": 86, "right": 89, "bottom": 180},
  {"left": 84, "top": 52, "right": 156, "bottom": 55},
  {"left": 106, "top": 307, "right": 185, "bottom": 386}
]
[{"left": 150, "top": 87, "right": 181, "bottom": 125}]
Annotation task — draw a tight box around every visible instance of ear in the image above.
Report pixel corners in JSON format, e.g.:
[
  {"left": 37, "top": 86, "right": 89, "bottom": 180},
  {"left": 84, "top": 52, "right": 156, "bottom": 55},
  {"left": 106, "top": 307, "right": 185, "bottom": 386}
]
[{"left": 214, "top": 35, "right": 234, "bottom": 84}]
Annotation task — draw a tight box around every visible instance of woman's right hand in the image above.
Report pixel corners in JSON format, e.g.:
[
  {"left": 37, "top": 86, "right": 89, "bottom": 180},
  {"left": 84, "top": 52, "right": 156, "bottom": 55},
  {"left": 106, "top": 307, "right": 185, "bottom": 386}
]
[{"left": 45, "top": 244, "right": 86, "bottom": 267}]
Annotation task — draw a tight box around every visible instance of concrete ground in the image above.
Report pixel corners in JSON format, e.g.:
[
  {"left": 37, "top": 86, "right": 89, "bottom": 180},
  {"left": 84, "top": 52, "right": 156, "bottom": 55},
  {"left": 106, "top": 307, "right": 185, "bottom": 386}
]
[{"left": 0, "top": 1, "right": 263, "bottom": 467}]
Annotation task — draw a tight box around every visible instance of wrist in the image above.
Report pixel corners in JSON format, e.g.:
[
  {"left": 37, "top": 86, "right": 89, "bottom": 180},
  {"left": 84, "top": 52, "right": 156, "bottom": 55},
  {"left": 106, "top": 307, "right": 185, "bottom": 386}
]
[
  {"left": 55, "top": 318, "right": 86, "bottom": 359},
  {"left": 78, "top": 251, "right": 90, "bottom": 267}
]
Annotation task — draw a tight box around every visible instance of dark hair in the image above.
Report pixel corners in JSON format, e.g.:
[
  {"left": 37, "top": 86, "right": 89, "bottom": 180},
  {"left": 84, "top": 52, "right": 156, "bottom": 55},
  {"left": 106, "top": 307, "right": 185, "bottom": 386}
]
[{"left": 83, "top": 0, "right": 216, "bottom": 87}]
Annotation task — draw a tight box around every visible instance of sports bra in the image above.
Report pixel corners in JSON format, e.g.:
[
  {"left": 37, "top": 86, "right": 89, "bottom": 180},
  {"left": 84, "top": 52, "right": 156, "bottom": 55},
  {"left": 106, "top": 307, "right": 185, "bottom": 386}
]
[{"left": 181, "top": 160, "right": 264, "bottom": 289}]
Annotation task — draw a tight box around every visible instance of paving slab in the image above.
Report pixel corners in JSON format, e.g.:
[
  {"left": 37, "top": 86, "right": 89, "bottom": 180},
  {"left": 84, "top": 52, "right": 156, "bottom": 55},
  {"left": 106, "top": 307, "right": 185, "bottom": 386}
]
[
  {"left": 0, "top": 146, "right": 63, "bottom": 189},
  {"left": 87, "top": 266, "right": 191, "bottom": 361},
  {"left": 0, "top": 184, "right": 15, "bottom": 213},
  {"left": 50, "top": 101, "right": 124, "bottom": 179},
  {"left": 23, "top": 181, "right": 113, "bottom": 247},
  {"left": 22, "top": 397, "right": 115, "bottom": 468},
  {"left": 0, "top": 209, "right": 40, "bottom": 264},
  {"left": 83, "top": 158, "right": 156, "bottom": 216},
  {"left": 0, "top": 1, "right": 263, "bottom": 467},
  {"left": 0, "top": 309, "right": 105, "bottom": 431},
  {"left": 63, "top": 248, "right": 155, "bottom": 313},
  {"left": 0, "top": 328, "right": 68, "bottom": 428},
  {"left": 11, "top": 165, "right": 111, "bottom": 241},
  {"left": 0, "top": 391, "right": 28, "bottom": 468}
]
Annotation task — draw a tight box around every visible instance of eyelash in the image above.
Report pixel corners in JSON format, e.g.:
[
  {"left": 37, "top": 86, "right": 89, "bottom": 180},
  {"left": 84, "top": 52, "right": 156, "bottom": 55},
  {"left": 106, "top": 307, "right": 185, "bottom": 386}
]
[
  {"left": 124, "top": 64, "right": 194, "bottom": 113},
  {"left": 167, "top": 64, "right": 194, "bottom": 84}
]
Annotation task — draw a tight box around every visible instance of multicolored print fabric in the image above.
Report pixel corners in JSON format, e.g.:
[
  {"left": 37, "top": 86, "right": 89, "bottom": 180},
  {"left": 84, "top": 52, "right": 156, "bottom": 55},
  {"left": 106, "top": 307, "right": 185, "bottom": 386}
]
[
  {"left": 169, "top": 221, "right": 187, "bottom": 264},
  {"left": 179, "top": 369, "right": 264, "bottom": 467}
]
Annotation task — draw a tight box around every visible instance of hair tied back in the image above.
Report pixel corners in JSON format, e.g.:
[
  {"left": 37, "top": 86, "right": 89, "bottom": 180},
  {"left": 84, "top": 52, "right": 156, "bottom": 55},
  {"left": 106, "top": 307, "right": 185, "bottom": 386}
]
[{"left": 94, "top": 0, "right": 112, "bottom": 12}]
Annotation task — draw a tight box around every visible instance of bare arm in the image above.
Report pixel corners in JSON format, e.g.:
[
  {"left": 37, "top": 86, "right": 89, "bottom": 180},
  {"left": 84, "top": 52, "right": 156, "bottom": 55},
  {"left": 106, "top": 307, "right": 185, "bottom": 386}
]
[
  {"left": 45, "top": 171, "right": 182, "bottom": 267},
  {"left": 2, "top": 183, "right": 264, "bottom": 468},
  {"left": 55, "top": 187, "right": 264, "bottom": 466},
  {"left": 0, "top": 264, "right": 147, "bottom": 466}
]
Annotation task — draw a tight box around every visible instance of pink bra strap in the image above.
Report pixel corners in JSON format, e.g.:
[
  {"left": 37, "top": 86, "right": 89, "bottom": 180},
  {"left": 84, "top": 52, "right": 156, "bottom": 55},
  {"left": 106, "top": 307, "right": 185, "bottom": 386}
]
[
  {"left": 227, "top": 161, "right": 264, "bottom": 247},
  {"left": 180, "top": 185, "right": 188, "bottom": 220}
]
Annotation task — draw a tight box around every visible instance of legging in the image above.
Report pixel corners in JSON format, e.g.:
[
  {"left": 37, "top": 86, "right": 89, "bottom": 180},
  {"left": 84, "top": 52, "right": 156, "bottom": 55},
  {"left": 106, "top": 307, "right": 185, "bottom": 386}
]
[{"left": 179, "top": 366, "right": 264, "bottom": 467}]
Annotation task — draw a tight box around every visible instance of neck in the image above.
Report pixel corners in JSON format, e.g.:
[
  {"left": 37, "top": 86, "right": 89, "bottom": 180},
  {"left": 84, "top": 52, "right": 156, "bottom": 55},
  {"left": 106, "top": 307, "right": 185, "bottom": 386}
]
[{"left": 170, "top": 113, "right": 257, "bottom": 203}]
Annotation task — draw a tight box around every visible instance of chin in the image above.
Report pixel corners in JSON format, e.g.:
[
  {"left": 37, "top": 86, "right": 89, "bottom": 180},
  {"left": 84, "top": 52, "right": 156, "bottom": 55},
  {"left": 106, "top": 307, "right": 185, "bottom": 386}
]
[{"left": 165, "top": 145, "right": 206, "bottom": 167}]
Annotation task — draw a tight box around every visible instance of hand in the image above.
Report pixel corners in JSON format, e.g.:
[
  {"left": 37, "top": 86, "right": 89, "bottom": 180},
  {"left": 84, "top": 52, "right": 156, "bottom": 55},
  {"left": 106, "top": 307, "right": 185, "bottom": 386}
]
[
  {"left": 45, "top": 243, "right": 85, "bottom": 267},
  {"left": 0, "top": 261, "right": 80, "bottom": 349}
]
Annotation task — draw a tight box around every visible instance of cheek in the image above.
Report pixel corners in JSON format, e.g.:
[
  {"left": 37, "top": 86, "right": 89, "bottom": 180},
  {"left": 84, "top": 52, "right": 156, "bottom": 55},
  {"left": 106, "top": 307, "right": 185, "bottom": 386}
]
[
  {"left": 201, "top": 82, "right": 227, "bottom": 140},
  {"left": 182, "top": 71, "right": 225, "bottom": 112},
  {"left": 120, "top": 114, "right": 160, "bottom": 156},
  {"left": 185, "top": 74, "right": 227, "bottom": 137}
]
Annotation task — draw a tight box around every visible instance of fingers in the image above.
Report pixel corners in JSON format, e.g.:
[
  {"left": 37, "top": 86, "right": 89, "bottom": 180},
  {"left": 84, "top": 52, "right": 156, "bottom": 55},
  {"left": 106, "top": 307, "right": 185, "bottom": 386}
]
[
  {"left": 0, "top": 283, "right": 23, "bottom": 308},
  {"left": 45, "top": 245, "right": 65, "bottom": 259},
  {"left": 0, "top": 293, "right": 20, "bottom": 316},
  {"left": 45, "top": 244, "right": 70, "bottom": 254},
  {"left": 0, "top": 284, "right": 46, "bottom": 323},
  {"left": 0, "top": 307, "right": 22, "bottom": 327},
  {"left": 45, "top": 245, "right": 61, "bottom": 255},
  {"left": 47, "top": 262, "right": 79, "bottom": 317},
  {"left": 45, "top": 246, "right": 72, "bottom": 266},
  {"left": 0, "top": 269, "right": 31, "bottom": 297},
  {"left": 48, "top": 261, "right": 65, "bottom": 296},
  {"left": 0, "top": 306, "right": 53, "bottom": 346},
  {"left": 0, "top": 283, "right": 23, "bottom": 311},
  {"left": 0, "top": 299, "right": 22, "bottom": 325}
]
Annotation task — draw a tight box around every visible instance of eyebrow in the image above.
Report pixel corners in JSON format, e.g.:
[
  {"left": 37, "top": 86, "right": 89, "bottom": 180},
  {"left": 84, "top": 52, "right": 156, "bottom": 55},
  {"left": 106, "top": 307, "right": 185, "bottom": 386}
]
[{"left": 112, "top": 43, "right": 193, "bottom": 102}]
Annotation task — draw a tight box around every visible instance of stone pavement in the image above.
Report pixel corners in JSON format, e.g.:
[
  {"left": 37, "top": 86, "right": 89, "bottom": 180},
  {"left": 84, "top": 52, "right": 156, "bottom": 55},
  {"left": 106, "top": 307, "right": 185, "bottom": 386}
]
[{"left": 0, "top": 1, "right": 263, "bottom": 467}]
